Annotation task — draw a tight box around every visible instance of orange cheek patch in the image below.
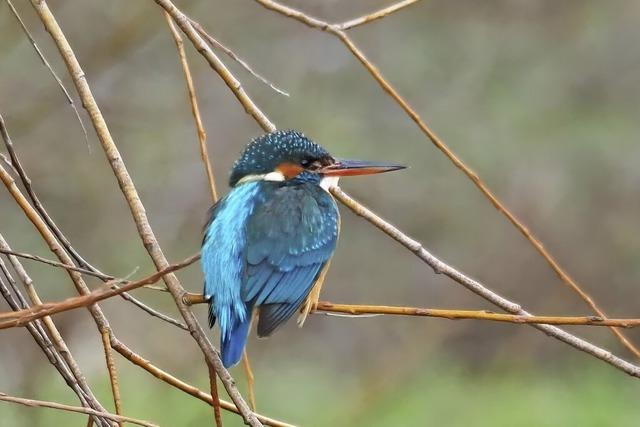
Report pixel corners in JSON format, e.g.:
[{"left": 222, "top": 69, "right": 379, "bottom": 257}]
[{"left": 276, "top": 162, "right": 304, "bottom": 179}]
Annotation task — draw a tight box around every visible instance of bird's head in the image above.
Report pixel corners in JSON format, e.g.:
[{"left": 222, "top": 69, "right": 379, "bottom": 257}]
[{"left": 229, "top": 130, "right": 405, "bottom": 188}]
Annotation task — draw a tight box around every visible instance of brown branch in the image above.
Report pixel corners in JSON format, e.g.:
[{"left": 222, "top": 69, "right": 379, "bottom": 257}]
[
  {"left": 0, "top": 254, "right": 200, "bottom": 328},
  {"left": 207, "top": 363, "right": 224, "bottom": 427},
  {"left": 29, "top": 2, "right": 261, "bottom": 424},
  {"left": 187, "top": 17, "right": 289, "bottom": 97},
  {"left": 252, "top": 0, "right": 640, "bottom": 360},
  {"left": 182, "top": 294, "right": 640, "bottom": 329},
  {"left": 337, "top": 0, "right": 422, "bottom": 30},
  {"left": 165, "top": 12, "right": 218, "bottom": 203},
  {"left": 111, "top": 339, "right": 295, "bottom": 427},
  {"left": 101, "top": 330, "right": 123, "bottom": 426},
  {"left": 0, "top": 392, "right": 157, "bottom": 427},
  {"left": 0, "top": 248, "right": 113, "bottom": 280},
  {"left": 242, "top": 349, "right": 257, "bottom": 411},
  {"left": 0, "top": 247, "right": 187, "bottom": 330},
  {"left": 314, "top": 302, "right": 640, "bottom": 328}
]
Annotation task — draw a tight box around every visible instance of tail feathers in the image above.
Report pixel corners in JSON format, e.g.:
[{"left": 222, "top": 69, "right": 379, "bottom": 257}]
[{"left": 221, "top": 316, "right": 251, "bottom": 368}]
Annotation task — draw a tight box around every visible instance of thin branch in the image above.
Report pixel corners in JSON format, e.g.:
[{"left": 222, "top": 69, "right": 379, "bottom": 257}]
[
  {"left": 0, "top": 248, "right": 113, "bottom": 280},
  {"left": 0, "top": 253, "right": 200, "bottom": 328},
  {"left": 110, "top": 339, "right": 295, "bottom": 427},
  {"left": 187, "top": 17, "right": 289, "bottom": 97},
  {"left": 0, "top": 392, "right": 157, "bottom": 427},
  {"left": 207, "top": 363, "right": 224, "bottom": 427},
  {"left": 165, "top": 12, "right": 218, "bottom": 203},
  {"left": 252, "top": 0, "right": 640, "bottom": 360},
  {"left": 182, "top": 294, "right": 640, "bottom": 329},
  {"left": 337, "top": 0, "right": 422, "bottom": 30},
  {"left": 242, "top": 349, "right": 257, "bottom": 411},
  {"left": 101, "top": 330, "right": 123, "bottom": 426},
  {"left": 314, "top": 302, "right": 640, "bottom": 328},
  {"left": 4, "top": 0, "right": 89, "bottom": 148}
]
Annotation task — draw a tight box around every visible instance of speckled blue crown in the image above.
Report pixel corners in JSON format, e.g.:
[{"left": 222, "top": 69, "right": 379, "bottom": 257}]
[{"left": 229, "top": 130, "right": 332, "bottom": 186}]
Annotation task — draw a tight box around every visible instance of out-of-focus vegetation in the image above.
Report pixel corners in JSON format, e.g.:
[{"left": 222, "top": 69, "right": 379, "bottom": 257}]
[{"left": 1, "top": 1, "right": 640, "bottom": 426}]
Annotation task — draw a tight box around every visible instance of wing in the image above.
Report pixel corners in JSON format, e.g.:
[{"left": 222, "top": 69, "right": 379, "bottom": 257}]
[{"left": 242, "top": 183, "right": 339, "bottom": 337}]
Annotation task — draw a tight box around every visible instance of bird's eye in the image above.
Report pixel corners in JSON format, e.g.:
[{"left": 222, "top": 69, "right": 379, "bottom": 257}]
[{"left": 300, "top": 159, "right": 312, "bottom": 167}]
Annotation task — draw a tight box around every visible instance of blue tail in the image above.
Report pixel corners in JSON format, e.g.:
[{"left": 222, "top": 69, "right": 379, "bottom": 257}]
[{"left": 221, "top": 316, "right": 251, "bottom": 368}]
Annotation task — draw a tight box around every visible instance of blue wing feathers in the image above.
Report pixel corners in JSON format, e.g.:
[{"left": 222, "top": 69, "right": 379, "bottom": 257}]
[{"left": 202, "top": 181, "right": 338, "bottom": 366}]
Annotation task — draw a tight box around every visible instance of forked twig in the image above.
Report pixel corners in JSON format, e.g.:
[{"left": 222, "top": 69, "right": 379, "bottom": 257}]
[
  {"left": 187, "top": 17, "right": 289, "bottom": 97},
  {"left": 164, "top": 12, "right": 218, "bottom": 203},
  {"left": 252, "top": 0, "right": 640, "bottom": 359},
  {"left": 111, "top": 338, "right": 294, "bottom": 427},
  {"left": 337, "top": 0, "right": 422, "bottom": 30}
]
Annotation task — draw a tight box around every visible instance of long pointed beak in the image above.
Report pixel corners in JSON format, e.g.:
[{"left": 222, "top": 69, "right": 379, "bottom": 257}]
[{"left": 320, "top": 159, "right": 406, "bottom": 177}]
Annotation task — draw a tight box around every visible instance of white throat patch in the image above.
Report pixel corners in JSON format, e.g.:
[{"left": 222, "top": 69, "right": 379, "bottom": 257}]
[
  {"left": 237, "top": 171, "right": 285, "bottom": 185},
  {"left": 320, "top": 176, "right": 340, "bottom": 192}
]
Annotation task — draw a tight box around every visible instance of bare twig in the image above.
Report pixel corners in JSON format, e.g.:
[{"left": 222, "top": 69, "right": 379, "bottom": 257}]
[
  {"left": 337, "top": 0, "right": 422, "bottom": 30},
  {"left": 252, "top": 0, "right": 640, "bottom": 360},
  {"left": 0, "top": 392, "right": 157, "bottom": 427},
  {"left": 4, "top": 0, "right": 89, "bottom": 148},
  {"left": 242, "top": 349, "right": 257, "bottom": 411},
  {"left": 314, "top": 302, "right": 640, "bottom": 328},
  {"left": 101, "top": 330, "right": 123, "bottom": 426},
  {"left": 207, "top": 363, "right": 224, "bottom": 427},
  {"left": 182, "top": 294, "right": 640, "bottom": 329},
  {"left": 187, "top": 17, "right": 289, "bottom": 97},
  {"left": 0, "top": 248, "right": 113, "bottom": 280},
  {"left": 111, "top": 339, "right": 294, "bottom": 427},
  {"left": 0, "top": 253, "right": 200, "bottom": 328},
  {"left": 165, "top": 12, "right": 218, "bottom": 203}
]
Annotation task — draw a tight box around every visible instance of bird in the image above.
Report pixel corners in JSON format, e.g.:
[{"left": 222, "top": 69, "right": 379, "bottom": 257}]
[{"left": 201, "top": 130, "right": 405, "bottom": 368}]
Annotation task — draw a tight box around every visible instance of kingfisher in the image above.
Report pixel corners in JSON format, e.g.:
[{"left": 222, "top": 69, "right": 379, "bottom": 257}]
[{"left": 202, "top": 130, "right": 404, "bottom": 367}]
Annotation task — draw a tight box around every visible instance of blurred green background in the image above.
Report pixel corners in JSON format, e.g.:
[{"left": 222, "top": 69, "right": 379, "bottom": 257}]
[{"left": 2, "top": 1, "right": 640, "bottom": 426}]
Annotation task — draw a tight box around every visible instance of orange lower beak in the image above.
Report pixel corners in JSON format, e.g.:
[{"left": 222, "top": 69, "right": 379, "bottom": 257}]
[{"left": 320, "top": 159, "right": 406, "bottom": 177}]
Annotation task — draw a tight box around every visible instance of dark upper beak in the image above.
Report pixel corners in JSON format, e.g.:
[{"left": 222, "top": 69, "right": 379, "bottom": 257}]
[{"left": 319, "top": 159, "right": 406, "bottom": 177}]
